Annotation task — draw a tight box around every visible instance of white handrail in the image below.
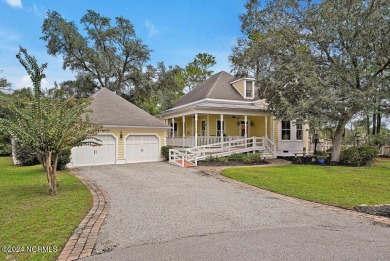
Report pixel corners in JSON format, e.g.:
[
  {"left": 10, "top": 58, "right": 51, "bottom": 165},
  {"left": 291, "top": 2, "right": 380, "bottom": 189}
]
[{"left": 169, "top": 136, "right": 275, "bottom": 167}]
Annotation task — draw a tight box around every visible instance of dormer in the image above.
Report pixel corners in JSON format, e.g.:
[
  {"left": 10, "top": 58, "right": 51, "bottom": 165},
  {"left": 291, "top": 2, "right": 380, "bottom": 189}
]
[{"left": 230, "top": 77, "right": 255, "bottom": 99}]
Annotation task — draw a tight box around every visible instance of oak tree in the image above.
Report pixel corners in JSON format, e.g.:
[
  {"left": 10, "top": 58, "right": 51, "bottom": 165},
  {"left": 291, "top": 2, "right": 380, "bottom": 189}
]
[{"left": 231, "top": 0, "right": 390, "bottom": 162}]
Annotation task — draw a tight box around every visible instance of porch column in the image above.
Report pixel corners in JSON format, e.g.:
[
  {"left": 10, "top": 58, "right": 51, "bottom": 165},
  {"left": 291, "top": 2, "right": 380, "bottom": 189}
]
[
  {"left": 265, "top": 116, "right": 268, "bottom": 138},
  {"left": 271, "top": 114, "right": 275, "bottom": 141},
  {"left": 220, "top": 114, "right": 224, "bottom": 148},
  {"left": 182, "top": 115, "right": 186, "bottom": 147},
  {"left": 164, "top": 119, "right": 168, "bottom": 137},
  {"left": 172, "top": 117, "right": 175, "bottom": 138},
  {"left": 244, "top": 115, "right": 248, "bottom": 147},
  {"left": 207, "top": 114, "right": 210, "bottom": 138},
  {"left": 194, "top": 113, "right": 198, "bottom": 147}
]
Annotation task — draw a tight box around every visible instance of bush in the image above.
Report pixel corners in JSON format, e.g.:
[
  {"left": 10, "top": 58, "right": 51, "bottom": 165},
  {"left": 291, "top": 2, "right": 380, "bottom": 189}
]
[
  {"left": 14, "top": 141, "right": 39, "bottom": 166},
  {"left": 340, "top": 146, "right": 378, "bottom": 167},
  {"left": 205, "top": 155, "right": 228, "bottom": 163},
  {"left": 161, "top": 145, "right": 173, "bottom": 161},
  {"left": 0, "top": 133, "right": 12, "bottom": 156},
  {"left": 227, "top": 153, "right": 245, "bottom": 160},
  {"left": 216, "top": 156, "right": 228, "bottom": 163},
  {"left": 56, "top": 150, "right": 71, "bottom": 170},
  {"left": 315, "top": 150, "right": 328, "bottom": 157},
  {"left": 242, "top": 153, "right": 263, "bottom": 164}
]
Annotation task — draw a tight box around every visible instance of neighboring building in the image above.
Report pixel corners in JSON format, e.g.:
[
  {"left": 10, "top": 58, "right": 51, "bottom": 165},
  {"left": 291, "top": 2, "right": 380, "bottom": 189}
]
[
  {"left": 68, "top": 88, "right": 170, "bottom": 167},
  {"left": 159, "top": 71, "right": 309, "bottom": 161}
]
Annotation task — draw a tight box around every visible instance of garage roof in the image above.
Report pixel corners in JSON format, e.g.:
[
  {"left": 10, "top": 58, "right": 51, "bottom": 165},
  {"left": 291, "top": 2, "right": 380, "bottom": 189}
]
[{"left": 89, "top": 88, "right": 169, "bottom": 128}]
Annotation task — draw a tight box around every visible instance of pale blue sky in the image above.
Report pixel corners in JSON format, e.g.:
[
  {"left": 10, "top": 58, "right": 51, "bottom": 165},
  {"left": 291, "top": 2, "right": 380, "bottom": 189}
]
[{"left": 0, "top": 0, "right": 247, "bottom": 90}]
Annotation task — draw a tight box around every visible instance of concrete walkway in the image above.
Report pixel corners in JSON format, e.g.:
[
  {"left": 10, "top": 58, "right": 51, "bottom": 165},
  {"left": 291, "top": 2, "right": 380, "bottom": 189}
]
[{"left": 78, "top": 162, "right": 390, "bottom": 261}]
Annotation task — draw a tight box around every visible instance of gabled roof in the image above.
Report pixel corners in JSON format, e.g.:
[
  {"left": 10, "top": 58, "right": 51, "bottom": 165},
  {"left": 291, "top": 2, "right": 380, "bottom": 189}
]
[
  {"left": 170, "top": 71, "right": 257, "bottom": 109},
  {"left": 89, "top": 88, "right": 168, "bottom": 128}
]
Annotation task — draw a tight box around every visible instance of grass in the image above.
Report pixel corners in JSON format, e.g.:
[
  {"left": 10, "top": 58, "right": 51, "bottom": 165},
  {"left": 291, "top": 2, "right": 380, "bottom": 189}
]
[
  {"left": 221, "top": 158, "right": 390, "bottom": 208},
  {"left": 0, "top": 157, "right": 92, "bottom": 261}
]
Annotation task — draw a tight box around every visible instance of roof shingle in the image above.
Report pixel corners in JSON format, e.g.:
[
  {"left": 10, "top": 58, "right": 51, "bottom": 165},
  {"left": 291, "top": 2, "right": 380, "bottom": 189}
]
[
  {"left": 170, "top": 71, "right": 256, "bottom": 109},
  {"left": 89, "top": 88, "right": 168, "bottom": 128}
]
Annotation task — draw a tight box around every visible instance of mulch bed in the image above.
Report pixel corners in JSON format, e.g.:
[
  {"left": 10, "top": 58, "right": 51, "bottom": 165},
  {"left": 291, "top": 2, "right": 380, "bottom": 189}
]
[
  {"left": 197, "top": 159, "right": 269, "bottom": 166},
  {"left": 353, "top": 205, "right": 390, "bottom": 218}
]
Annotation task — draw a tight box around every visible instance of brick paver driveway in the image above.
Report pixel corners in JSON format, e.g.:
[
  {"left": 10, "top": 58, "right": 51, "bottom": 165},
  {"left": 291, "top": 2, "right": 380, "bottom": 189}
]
[{"left": 80, "top": 162, "right": 390, "bottom": 261}]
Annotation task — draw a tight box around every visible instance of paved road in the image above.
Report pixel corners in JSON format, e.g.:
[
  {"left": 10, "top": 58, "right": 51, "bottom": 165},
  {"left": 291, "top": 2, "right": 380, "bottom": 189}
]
[{"left": 79, "top": 162, "right": 390, "bottom": 261}]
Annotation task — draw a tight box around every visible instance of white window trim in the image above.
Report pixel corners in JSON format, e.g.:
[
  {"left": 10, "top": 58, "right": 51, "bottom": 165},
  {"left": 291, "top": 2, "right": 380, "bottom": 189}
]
[
  {"left": 281, "top": 120, "right": 291, "bottom": 141},
  {"left": 244, "top": 80, "right": 254, "bottom": 99},
  {"left": 295, "top": 123, "right": 303, "bottom": 141}
]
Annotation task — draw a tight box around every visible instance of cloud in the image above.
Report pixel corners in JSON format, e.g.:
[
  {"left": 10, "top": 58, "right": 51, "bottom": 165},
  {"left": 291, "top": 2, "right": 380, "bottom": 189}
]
[
  {"left": 17, "top": 75, "right": 51, "bottom": 90},
  {"left": 4, "top": 0, "right": 22, "bottom": 8},
  {"left": 145, "top": 20, "right": 160, "bottom": 38},
  {"left": 29, "top": 3, "right": 44, "bottom": 17}
]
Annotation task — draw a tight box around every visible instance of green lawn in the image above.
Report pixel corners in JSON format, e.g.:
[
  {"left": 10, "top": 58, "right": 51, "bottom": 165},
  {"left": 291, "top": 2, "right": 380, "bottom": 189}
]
[
  {"left": 221, "top": 158, "right": 390, "bottom": 208},
  {"left": 0, "top": 157, "right": 92, "bottom": 261}
]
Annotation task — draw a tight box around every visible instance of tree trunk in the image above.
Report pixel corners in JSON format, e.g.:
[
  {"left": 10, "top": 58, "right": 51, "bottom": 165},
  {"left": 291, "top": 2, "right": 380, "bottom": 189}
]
[
  {"left": 50, "top": 153, "right": 58, "bottom": 195},
  {"left": 331, "top": 114, "right": 353, "bottom": 162},
  {"left": 372, "top": 113, "right": 377, "bottom": 135},
  {"left": 377, "top": 113, "right": 381, "bottom": 134},
  {"left": 366, "top": 114, "right": 370, "bottom": 145},
  {"left": 45, "top": 151, "right": 52, "bottom": 191}
]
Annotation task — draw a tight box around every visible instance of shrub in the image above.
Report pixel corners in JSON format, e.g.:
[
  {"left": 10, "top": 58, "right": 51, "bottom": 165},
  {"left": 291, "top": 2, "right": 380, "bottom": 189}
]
[
  {"left": 216, "top": 156, "right": 228, "bottom": 163},
  {"left": 0, "top": 133, "right": 12, "bottom": 156},
  {"left": 340, "top": 146, "right": 378, "bottom": 167},
  {"left": 56, "top": 149, "right": 71, "bottom": 170},
  {"left": 161, "top": 145, "right": 173, "bottom": 161},
  {"left": 227, "top": 153, "right": 245, "bottom": 160},
  {"left": 315, "top": 150, "right": 328, "bottom": 157},
  {"left": 205, "top": 155, "right": 215, "bottom": 162},
  {"left": 14, "top": 141, "right": 39, "bottom": 166},
  {"left": 242, "top": 153, "right": 263, "bottom": 164}
]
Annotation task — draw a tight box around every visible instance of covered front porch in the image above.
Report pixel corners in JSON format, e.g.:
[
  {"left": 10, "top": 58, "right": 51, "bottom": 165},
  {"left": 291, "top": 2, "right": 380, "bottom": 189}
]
[{"left": 165, "top": 113, "right": 274, "bottom": 148}]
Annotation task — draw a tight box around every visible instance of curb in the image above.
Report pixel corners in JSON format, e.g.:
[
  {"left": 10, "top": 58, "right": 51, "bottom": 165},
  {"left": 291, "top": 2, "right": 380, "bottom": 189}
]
[
  {"left": 57, "top": 171, "right": 110, "bottom": 261},
  {"left": 200, "top": 168, "right": 390, "bottom": 226}
]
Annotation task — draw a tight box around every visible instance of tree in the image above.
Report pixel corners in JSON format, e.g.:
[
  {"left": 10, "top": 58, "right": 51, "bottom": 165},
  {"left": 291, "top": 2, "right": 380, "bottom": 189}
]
[
  {"left": 41, "top": 10, "right": 150, "bottom": 95},
  {"left": 0, "top": 71, "right": 11, "bottom": 91},
  {"left": 0, "top": 47, "right": 101, "bottom": 195},
  {"left": 137, "top": 62, "right": 184, "bottom": 115},
  {"left": 231, "top": 0, "right": 390, "bottom": 162},
  {"left": 177, "top": 53, "right": 216, "bottom": 92}
]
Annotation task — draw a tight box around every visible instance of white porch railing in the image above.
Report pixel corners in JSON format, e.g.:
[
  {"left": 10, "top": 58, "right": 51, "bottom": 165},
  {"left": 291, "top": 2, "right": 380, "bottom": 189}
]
[
  {"left": 169, "top": 136, "right": 276, "bottom": 167},
  {"left": 167, "top": 136, "right": 243, "bottom": 147}
]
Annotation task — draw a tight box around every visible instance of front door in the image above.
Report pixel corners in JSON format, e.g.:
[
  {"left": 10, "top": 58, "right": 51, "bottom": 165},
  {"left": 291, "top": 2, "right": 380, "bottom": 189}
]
[{"left": 239, "top": 120, "right": 249, "bottom": 137}]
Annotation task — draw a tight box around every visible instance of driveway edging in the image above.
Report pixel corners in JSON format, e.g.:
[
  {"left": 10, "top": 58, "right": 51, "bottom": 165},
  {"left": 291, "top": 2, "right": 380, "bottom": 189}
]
[
  {"left": 57, "top": 170, "right": 110, "bottom": 261},
  {"left": 198, "top": 167, "right": 390, "bottom": 226}
]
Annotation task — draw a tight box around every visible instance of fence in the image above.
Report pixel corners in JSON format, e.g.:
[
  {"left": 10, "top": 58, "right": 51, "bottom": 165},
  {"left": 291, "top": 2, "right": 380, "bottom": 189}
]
[{"left": 380, "top": 147, "right": 390, "bottom": 156}]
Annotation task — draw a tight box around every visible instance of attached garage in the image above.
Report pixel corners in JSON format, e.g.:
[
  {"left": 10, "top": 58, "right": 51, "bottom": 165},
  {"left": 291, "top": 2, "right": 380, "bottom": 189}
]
[
  {"left": 70, "top": 135, "right": 116, "bottom": 167},
  {"left": 68, "top": 88, "right": 169, "bottom": 168},
  {"left": 126, "top": 135, "right": 159, "bottom": 163}
]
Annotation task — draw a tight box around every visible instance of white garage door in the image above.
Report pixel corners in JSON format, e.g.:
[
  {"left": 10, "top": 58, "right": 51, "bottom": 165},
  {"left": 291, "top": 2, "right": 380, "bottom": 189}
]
[
  {"left": 126, "top": 135, "right": 159, "bottom": 163},
  {"left": 71, "top": 135, "right": 116, "bottom": 167}
]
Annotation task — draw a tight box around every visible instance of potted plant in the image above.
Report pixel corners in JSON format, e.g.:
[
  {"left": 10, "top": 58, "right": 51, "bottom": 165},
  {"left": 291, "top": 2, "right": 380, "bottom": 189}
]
[
  {"left": 317, "top": 156, "right": 325, "bottom": 165},
  {"left": 315, "top": 151, "right": 328, "bottom": 165}
]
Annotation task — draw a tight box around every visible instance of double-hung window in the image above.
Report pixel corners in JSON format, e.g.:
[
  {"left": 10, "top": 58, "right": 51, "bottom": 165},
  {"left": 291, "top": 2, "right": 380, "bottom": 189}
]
[
  {"left": 296, "top": 123, "right": 303, "bottom": 140},
  {"left": 245, "top": 81, "right": 253, "bottom": 98},
  {"left": 281, "top": 120, "right": 291, "bottom": 140}
]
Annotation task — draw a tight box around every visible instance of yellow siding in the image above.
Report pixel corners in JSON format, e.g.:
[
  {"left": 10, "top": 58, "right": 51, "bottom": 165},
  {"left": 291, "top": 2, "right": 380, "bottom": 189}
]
[
  {"left": 232, "top": 80, "right": 245, "bottom": 97},
  {"left": 168, "top": 115, "right": 275, "bottom": 140},
  {"left": 273, "top": 120, "right": 279, "bottom": 150},
  {"left": 303, "top": 123, "right": 309, "bottom": 150},
  {"left": 105, "top": 128, "right": 166, "bottom": 160}
]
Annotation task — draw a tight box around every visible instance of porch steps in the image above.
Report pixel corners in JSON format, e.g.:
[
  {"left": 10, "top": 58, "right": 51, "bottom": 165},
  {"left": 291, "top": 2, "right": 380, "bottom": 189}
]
[{"left": 175, "top": 160, "right": 196, "bottom": 168}]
